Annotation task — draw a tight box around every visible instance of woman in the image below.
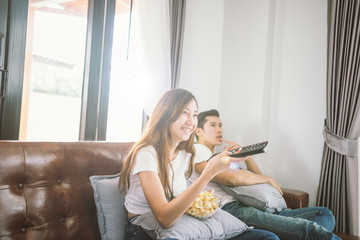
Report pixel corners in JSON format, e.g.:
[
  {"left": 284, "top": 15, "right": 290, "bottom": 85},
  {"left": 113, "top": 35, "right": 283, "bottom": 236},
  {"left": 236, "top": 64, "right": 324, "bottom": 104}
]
[{"left": 119, "top": 88, "right": 279, "bottom": 240}]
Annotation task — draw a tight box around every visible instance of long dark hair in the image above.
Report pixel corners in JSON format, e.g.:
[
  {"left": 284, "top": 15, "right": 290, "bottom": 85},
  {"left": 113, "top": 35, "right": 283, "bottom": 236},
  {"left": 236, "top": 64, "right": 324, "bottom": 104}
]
[{"left": 119, "top": 88, "right": 197, "bottom": 201}]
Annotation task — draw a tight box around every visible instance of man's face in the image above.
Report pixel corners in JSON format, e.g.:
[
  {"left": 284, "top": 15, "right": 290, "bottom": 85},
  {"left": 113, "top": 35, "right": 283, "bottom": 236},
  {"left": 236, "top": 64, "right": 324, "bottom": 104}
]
[{"left": 197, "top": 116, "right": 223, "bottom": 147}]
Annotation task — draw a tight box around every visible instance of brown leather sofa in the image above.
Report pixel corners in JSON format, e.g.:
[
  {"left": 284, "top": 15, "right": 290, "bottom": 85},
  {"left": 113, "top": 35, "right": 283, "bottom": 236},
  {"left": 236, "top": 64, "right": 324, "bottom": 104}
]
[{"left": 0, "top": 141, "right": 309, "bottom": 240}]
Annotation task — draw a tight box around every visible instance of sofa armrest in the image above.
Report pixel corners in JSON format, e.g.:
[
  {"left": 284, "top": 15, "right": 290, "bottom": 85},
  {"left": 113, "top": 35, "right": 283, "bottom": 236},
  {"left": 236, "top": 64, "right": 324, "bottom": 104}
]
[{"left": 282, "top": 188, "right": 309, "bottom": 209}]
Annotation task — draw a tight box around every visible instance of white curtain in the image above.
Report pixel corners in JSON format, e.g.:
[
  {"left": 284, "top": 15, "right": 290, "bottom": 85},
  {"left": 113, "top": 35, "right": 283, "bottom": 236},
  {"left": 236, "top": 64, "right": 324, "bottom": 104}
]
[{"left": 129, "top": 0, "right": 171, "bottom": 116}]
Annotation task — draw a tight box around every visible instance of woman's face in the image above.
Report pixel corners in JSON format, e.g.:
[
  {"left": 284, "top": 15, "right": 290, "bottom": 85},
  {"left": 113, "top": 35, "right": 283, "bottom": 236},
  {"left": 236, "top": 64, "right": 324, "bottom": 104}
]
[{"left": 170, "top": 99, "right": 198, "bottom": 145}]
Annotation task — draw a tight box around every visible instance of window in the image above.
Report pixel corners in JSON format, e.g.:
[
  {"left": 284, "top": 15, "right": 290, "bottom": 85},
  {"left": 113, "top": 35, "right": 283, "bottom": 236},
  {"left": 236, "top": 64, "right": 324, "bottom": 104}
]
[
  {"left": 106, "top": 0, "right": 143, "bottom": 142},
  {"left": 1, "top": 0, "right": 168, "bottom": 141},
  {"left": 20, "top": 0, "right": 88, "bottom": 141},
  {"left": 16, "top": 0, "right": 141, "bottom": 141}
]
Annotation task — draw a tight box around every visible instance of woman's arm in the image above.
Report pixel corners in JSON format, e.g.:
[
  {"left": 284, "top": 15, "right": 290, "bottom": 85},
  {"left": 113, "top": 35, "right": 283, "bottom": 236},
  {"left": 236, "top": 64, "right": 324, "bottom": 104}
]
[
  {"left": 139, "top": 170, "right": 212, "bottom": 228},
  {"left": 139, "top": 152, "right": 239, "bottom": 228}
]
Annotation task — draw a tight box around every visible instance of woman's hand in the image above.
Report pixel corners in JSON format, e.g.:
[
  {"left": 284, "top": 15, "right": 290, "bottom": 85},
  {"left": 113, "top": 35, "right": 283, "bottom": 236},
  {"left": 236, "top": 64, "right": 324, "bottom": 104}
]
[
  {"left": 222, "top": 139, "right": 262, "bottom": 174},
  {"left": 204, "top": 151, "right": 248, "bottom": 178}
]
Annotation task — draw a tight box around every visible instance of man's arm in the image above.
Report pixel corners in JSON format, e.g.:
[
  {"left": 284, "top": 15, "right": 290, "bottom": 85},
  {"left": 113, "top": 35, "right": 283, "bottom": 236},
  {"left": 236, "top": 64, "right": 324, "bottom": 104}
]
[
  {"left": 195, "top": 161, "right": 283, "bottom": 195},
  {"left": 244, "top": 157, "right": 262, "bottom": 175}
]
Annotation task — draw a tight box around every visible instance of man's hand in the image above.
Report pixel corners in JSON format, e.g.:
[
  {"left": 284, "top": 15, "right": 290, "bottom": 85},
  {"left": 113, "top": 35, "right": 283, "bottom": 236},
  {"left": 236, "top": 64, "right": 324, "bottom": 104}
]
[
  {"left": 265, "top": 176, "right": 283, "bottom": 195},
  {"left": 222, "top": 139, "right": 241, "bottom": 151}
]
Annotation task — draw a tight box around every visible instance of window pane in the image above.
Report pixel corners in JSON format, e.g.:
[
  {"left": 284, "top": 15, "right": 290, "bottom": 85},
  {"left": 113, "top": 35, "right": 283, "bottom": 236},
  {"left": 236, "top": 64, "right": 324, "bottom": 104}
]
[
  {"left": 20, "top": 0, "right": 88, "bottom": 141},
  {"left": 106, "top": 0, "right": 143, "bottom": 142}
]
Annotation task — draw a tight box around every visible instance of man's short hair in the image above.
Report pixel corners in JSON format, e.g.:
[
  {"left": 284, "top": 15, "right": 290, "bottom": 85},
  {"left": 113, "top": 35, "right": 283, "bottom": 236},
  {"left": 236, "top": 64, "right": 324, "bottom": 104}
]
[{"left": 197, "top": 109, "right": 220, "bottom": 129}]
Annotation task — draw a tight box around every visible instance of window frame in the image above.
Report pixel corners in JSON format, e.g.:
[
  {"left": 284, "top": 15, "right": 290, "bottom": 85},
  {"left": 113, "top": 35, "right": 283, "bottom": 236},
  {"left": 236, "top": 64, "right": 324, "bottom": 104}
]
[
  {"left": 80, "top": 0, "right": 116, "bottom": 141},
  {"left": 0, "top": 0, "right": 28, "bottom": 140}
]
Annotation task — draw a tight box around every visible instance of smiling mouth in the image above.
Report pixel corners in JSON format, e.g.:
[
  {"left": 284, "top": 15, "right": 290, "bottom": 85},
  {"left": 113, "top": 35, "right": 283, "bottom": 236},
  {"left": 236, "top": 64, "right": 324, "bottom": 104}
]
[{"left": 182, "top": 128, "right": 193, "bottom": 134}]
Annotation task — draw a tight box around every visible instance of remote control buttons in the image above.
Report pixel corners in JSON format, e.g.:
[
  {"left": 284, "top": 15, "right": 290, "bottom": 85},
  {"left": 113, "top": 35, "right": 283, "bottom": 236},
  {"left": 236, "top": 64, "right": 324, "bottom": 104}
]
[{"left": 231, "top": 148, "right": 242, "bottom": 154}]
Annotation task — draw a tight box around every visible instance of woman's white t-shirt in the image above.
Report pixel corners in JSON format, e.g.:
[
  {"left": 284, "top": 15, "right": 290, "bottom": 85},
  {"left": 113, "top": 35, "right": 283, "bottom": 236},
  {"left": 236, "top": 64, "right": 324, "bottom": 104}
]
[
  {"left": 188, "top": 144, "right": 236, "bottom": 206},
  {"left": 124, "top": 145, "right": 191, "bottom": 215}
]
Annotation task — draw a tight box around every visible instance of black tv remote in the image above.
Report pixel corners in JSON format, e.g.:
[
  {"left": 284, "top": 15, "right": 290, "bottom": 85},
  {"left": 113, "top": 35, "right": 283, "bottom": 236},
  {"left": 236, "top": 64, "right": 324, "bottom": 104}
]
[
  {"left": 228, "top": 141, "right": 269, "bottom": 158},
  {"left": 209, "top": 141, "right": 269, "bottom": 160}
]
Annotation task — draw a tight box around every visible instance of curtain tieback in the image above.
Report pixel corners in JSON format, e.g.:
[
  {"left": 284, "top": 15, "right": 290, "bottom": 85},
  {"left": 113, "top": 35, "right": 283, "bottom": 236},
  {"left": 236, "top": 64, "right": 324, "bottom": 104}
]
[{"left": 323, "top": 127, "right": 358, "bottom": 157}]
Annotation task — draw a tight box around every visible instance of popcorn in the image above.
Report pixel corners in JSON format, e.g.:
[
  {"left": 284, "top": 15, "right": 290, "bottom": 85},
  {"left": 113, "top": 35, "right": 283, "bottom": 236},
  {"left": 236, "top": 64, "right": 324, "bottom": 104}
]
[{"left": 186, "top": 191, "right": 219, "bottom": 219}]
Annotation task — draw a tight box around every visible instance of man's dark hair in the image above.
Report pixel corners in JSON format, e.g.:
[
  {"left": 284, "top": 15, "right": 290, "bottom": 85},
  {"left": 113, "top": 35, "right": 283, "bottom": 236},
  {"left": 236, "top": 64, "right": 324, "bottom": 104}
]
[
  {"left": 196, "top": 109, "right": 219, "bottom": 141},
  {"left": 197, "top": 109, "right": 219, "bottom": 129}
]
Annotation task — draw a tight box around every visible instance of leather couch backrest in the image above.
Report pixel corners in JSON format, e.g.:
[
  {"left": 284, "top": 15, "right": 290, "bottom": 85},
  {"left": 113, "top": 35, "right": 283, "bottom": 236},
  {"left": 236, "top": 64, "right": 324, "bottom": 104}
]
[{"left": 0, "top": 141, "right": 133, "bottom": 240}]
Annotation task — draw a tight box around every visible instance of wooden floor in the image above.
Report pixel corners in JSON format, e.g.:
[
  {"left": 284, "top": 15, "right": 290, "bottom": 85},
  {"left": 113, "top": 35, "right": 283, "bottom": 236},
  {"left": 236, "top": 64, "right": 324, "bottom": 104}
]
[{"left": 335, "top": 232, "right": 360, "bottom": 240}]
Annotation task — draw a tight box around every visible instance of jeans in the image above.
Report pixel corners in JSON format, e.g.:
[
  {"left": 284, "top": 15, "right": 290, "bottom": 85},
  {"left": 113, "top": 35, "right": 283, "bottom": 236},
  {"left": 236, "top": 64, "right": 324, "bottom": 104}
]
[
  {"left": 125, "top": 216, "right": 279, "bottom": 240},
  {"left": 125, "top": 220, "right": 152, "bottom": 240},
  {"left": 231, "top": 229, "right": 279, "bottom": 240},
  {"left": 222, "top": 201, "right": 342, "bottom": 240}
]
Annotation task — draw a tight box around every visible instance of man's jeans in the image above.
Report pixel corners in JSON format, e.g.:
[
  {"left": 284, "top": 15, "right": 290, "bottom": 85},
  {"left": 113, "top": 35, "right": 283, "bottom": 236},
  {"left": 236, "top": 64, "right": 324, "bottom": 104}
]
[
  {"left": 222, "top": 201, "right": 341, "bottom": 240},
  {"left": 231, "top": 229, "right": 279, "bottom": 240}
]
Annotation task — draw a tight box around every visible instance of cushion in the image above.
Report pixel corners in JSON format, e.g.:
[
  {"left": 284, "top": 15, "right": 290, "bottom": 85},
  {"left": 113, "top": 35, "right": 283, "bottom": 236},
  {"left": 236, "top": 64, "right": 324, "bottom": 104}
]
[
  {"left": 89, "top": 173, "right": 127, "bottom": 240},
  {"left": 131, "top": 208, "right": 248, "bottom": 240},
  {"left": 218, "top": 183, "right": 287, "bottom": 213}
]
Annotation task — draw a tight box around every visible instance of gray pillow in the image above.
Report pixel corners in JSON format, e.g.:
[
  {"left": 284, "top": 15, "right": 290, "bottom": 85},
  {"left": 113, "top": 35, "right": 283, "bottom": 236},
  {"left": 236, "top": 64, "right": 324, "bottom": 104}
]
[
  {"left": 131, "top": 208, "right": 248, "bottom": 240},
  {"left": 89, "top": 173, "right": 127, "bottom": 240},
  {"left": 218, "top": 183, "right": 287, "bottom": 213}
]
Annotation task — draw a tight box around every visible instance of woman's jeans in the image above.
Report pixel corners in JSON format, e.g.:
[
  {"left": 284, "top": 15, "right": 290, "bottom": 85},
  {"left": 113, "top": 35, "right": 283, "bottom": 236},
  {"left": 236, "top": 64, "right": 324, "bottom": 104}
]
[
  {"left": 126, "top": 219, "right": 153, "bottom": 240},
  {"left": 125, "top": 217, "right": 280, "bottom": 240},
  {"left": 222, "top": 201, "right": 341, "bottom": 240}
]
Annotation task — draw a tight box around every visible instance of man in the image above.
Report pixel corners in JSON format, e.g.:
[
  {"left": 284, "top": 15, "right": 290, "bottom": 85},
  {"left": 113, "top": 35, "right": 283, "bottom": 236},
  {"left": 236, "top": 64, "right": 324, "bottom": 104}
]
[{"left": 188, "top": 109, "right": 340, "bottom": 240}]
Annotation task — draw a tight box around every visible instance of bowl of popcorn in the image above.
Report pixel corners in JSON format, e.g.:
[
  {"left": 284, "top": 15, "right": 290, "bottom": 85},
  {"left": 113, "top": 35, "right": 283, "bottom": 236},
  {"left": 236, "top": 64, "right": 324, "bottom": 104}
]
[{"left": 185, "top": 191, "right": 220, "bottom": 220}]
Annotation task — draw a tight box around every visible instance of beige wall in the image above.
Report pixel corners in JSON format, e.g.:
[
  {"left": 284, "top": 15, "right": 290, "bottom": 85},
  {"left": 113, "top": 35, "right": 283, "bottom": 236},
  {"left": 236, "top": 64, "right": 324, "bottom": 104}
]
[
  {"left": 180, "top": 0, "right": 327, "bottom": 206},
  {"left": 179, "top": 0, "right": 224, "bottom": 111}
]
